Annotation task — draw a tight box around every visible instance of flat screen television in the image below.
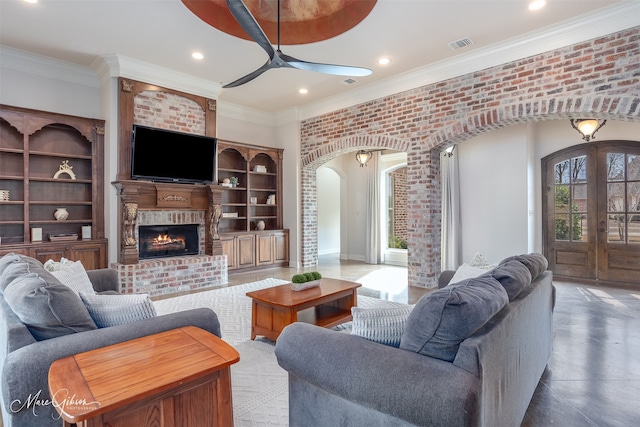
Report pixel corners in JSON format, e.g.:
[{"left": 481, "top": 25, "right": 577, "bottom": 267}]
[{"left": 131, "top": 125, "right": 217, "bottom": 184}]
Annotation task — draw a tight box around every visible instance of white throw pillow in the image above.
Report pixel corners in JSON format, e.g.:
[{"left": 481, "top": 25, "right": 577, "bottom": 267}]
[
  {"left": 43, "top": 257, "right": 71, "bottom": 272},
  {"left": 448, "top": 263, "right": 490, "bottom": 285},
  {"left": 79, "top": 292, "right": 157, "bottom": 328},
  {"left": 50, "top": 260, "right": 95, "bottom": 296},
  {"left": 351, "top": 304, "right": 414, "bottom": 347}
]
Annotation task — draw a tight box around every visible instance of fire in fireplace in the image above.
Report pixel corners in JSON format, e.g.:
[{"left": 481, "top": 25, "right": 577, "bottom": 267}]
[{"left": 139, "top": 224, "right": 199, "bottom": 259}]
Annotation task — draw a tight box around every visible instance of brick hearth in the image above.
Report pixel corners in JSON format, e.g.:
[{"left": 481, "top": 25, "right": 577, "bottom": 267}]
[{"left": 113, "top": 255, "right": 227, "bottom": 296}]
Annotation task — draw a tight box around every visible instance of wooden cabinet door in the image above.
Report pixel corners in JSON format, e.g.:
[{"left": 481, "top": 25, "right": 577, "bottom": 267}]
[
  {"left": 255, "top": 233, "right": 274, "bottom": 266},
  {"left": 273, "top": 231, "right": 289, "bottom": 264},
  {"left": 220, "top": 235, "right": 237, "bottom": 270},
  {"left": 30, "top": 245, "right": 66, "bottom": 265},
  {"left": 70, "top": 241, "right": 107, "bottom": 270},
  {"left": 236, "top": 234, "right": 255, "bottom": 269}
]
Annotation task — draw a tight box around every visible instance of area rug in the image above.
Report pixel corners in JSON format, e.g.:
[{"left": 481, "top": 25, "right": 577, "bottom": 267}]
[{"left": 153, "top": 278, "right": 408, "bottom": 427}]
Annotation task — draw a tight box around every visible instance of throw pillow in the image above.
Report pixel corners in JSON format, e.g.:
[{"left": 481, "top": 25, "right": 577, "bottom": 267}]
[
  {"left": 4, "top": 272, "right": 97, "bottom": 340},
  {"left": 351, "top": 304, "right": 414, "bottom": 347},
  {"left": 399, "top": 275, "right": 508, "bottom": 362},
  {"left": 1, "top": 257, "right": 57, "bottom": 294},
  {"left": 43, "top": 257, "right": 72, "bottom": 272},
  {"left": 50, "top": 260, "right": 96, "bottom": 296},
  {"left": 469, "top": 252, "right": 491, "bottom": 268},
  {"left": 79, "top": 292, "right": 157, "bottom": 328},
  {"left": 490, "top": 260, "right": 532, "bottom": 301},
  {"left": 448, "top": 263, "right": 489, "bottom": 285}
]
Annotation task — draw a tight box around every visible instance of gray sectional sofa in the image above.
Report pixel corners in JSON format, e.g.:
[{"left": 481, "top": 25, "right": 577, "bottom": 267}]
[
  {"left": 275, "top": 253, "right": 555, "bottom": 427},
  {"left": 0, "top": 253, "right": 221, "bottom": 427}
]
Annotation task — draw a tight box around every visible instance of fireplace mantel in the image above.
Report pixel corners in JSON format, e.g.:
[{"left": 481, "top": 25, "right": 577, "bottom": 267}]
[{"left": 112, "top": 180, "right": 223, "bottom": 264}]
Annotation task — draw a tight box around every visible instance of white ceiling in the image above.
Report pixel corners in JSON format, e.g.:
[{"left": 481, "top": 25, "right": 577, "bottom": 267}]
[{"left": 0, "top": 0, "right": 634, "bottom": 114}]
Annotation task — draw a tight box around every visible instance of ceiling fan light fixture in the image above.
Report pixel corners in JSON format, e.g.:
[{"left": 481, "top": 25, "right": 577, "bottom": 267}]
[
  {"left": 356, "top": 150, "right": 373, "bottom": 167},
  {"left": 570, "top": 119, "right": 606, "bottom": 142}
]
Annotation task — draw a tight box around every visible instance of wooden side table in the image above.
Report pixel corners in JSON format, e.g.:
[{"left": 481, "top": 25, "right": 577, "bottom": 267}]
[{"left": 48, "top": 326, "right": 239, "bottom": 427}]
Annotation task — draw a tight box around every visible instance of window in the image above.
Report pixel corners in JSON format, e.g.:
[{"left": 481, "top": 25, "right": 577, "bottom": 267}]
[{"left": 386, "top": 167, "right": 407, "bottom": 249}]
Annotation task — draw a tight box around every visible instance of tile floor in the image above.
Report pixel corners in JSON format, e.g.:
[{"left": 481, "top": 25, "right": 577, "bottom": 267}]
[{"left": 223, "top": 255, "right": 640, "bottom": 426}]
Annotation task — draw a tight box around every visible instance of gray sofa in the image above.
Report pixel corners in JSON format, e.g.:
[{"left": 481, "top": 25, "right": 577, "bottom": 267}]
[
  {"left": 0, "top": 253, "right": 221, "bottom": 427},
  {"left": 275, "top": 253, "right": 555, "bottom": 427}
]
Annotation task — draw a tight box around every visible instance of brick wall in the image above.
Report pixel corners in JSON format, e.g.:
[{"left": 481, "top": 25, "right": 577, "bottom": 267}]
[
  {"left": 133, "top": 91, "right": 206, "bottom": 134},
  {"left": 300, "top": 28, "right": 640, "bottom": 287}
]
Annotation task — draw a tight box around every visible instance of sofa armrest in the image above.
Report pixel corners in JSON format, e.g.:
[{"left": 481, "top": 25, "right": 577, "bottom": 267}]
[
  {"left": 438, "top": 270, "right": 456, "bottom": 288},
  {"left": 275, "top": 323, "right": 480, "bottom": 426},
  {"left": 87, "top": 268, "right": 119, "bottom": 293},
  {"left": 1, "top": 308, "right": 220, "bottom": 426}
]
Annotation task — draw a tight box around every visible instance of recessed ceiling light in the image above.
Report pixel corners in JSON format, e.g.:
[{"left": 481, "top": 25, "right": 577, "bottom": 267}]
[
  {"left": 192, "top": 52, "right": 204, "bottom": 60},
  {"left": 23, "top": 0, "right": 38, "bottom": 3},
  {"left": 528, "top": 0, "right": 545, "bottom": 11},
  {"left": 377, "top": 57, "right": 391, "bottom": 65},
  {"left": 298, "top": 88, "right": 308, "bottom": 95}
]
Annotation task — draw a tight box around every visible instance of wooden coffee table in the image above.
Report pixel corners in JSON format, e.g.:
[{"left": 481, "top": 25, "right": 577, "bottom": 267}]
[
  {"left": 246, "top": 278, "right": 361, "bottom": 340},
  {"left": 48, "top": 326, "right": 239, "bottom": 427}
]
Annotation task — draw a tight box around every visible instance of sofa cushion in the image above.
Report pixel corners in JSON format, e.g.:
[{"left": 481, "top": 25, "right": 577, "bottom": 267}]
[
  {"left": 79, "top": 292, "right": 157, "bottom": 328},
  {"left": 3, "top": 272, "right": 97, "bottom": 340},
  {"left": 489, "top": 260, "right": 532, "bottom": 301},
  {"left": 50, "top": 260, "right": 96, "bottom": 296},
  {"left": 351, "top": 304, "right": 414, "bottom": 347},
  {"left": 400, "top": 275, "right": 508, "bottom": 362},
  {"left": 499, "top": 253, "right": 548, "bottom": 280}
]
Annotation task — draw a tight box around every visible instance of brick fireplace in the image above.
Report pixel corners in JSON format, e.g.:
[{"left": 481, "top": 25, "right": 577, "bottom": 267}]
[
  {"left": 112, "top": 82, "right": 226, "bottom": 296},
  {"left": 111, "top": 204, "right": 228, "bottom": 297}
]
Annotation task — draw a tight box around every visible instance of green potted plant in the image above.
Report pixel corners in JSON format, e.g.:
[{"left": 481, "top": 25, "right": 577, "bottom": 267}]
[{"left": 290, "top": 271, "right": 322, "bottom": 291}]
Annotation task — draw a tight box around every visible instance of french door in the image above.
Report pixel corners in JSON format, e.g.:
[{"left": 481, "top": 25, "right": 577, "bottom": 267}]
[{"left": 542, "top": 141, "right": 640, "bottom": 285}]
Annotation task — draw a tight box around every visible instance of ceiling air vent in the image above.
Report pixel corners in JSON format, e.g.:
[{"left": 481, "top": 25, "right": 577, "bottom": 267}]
[
  {"left": 342, "top": 78, "right": 358, "bottom": 85},
  {"left": 448, "top": 37, "right": 474, "bottom": 51}
]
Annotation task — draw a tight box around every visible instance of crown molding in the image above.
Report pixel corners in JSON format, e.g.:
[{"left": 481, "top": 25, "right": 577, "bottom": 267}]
[
  {"left": 216, "top": 101, "right": 274, "bottom": 126},
  {"left": 0, "top": 46, "right": 99, "bottom": 88},
  {"left": 298, "top": 1, "right": 640, "bottom": 120},
  {"left": 96, "top": 54, "right": 223, "bottom": 100}
]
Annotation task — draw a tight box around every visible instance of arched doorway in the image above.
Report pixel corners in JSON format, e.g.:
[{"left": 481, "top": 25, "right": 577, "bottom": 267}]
[{"left": 542, "top": 140, "right": 640, "bottom": 285}]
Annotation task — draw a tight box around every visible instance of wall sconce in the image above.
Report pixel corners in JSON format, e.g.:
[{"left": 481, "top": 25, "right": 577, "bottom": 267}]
[
  {"left": 570, "top": 119, "right": 606, "bottom": 142},
  {"left": 444, "top": 146, "right": 455, "bottom": 157},
  {"left": 355, "top": 150, "right": 373, "bottom": 167}
]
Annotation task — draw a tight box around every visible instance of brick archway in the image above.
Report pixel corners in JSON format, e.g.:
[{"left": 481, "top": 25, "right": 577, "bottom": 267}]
[{"left": 299, "top": 28, "right": 640, "bottom": 287}]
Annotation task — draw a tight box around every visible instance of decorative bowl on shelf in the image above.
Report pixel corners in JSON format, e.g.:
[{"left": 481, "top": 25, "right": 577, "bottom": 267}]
[{"left": 54, "top": 207, "right": 69, "bottom": 221}]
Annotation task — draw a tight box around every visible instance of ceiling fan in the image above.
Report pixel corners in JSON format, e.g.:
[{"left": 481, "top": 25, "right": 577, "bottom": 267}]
[{"left": 223, "top": 0, "right": 373, "bottom": 88}]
